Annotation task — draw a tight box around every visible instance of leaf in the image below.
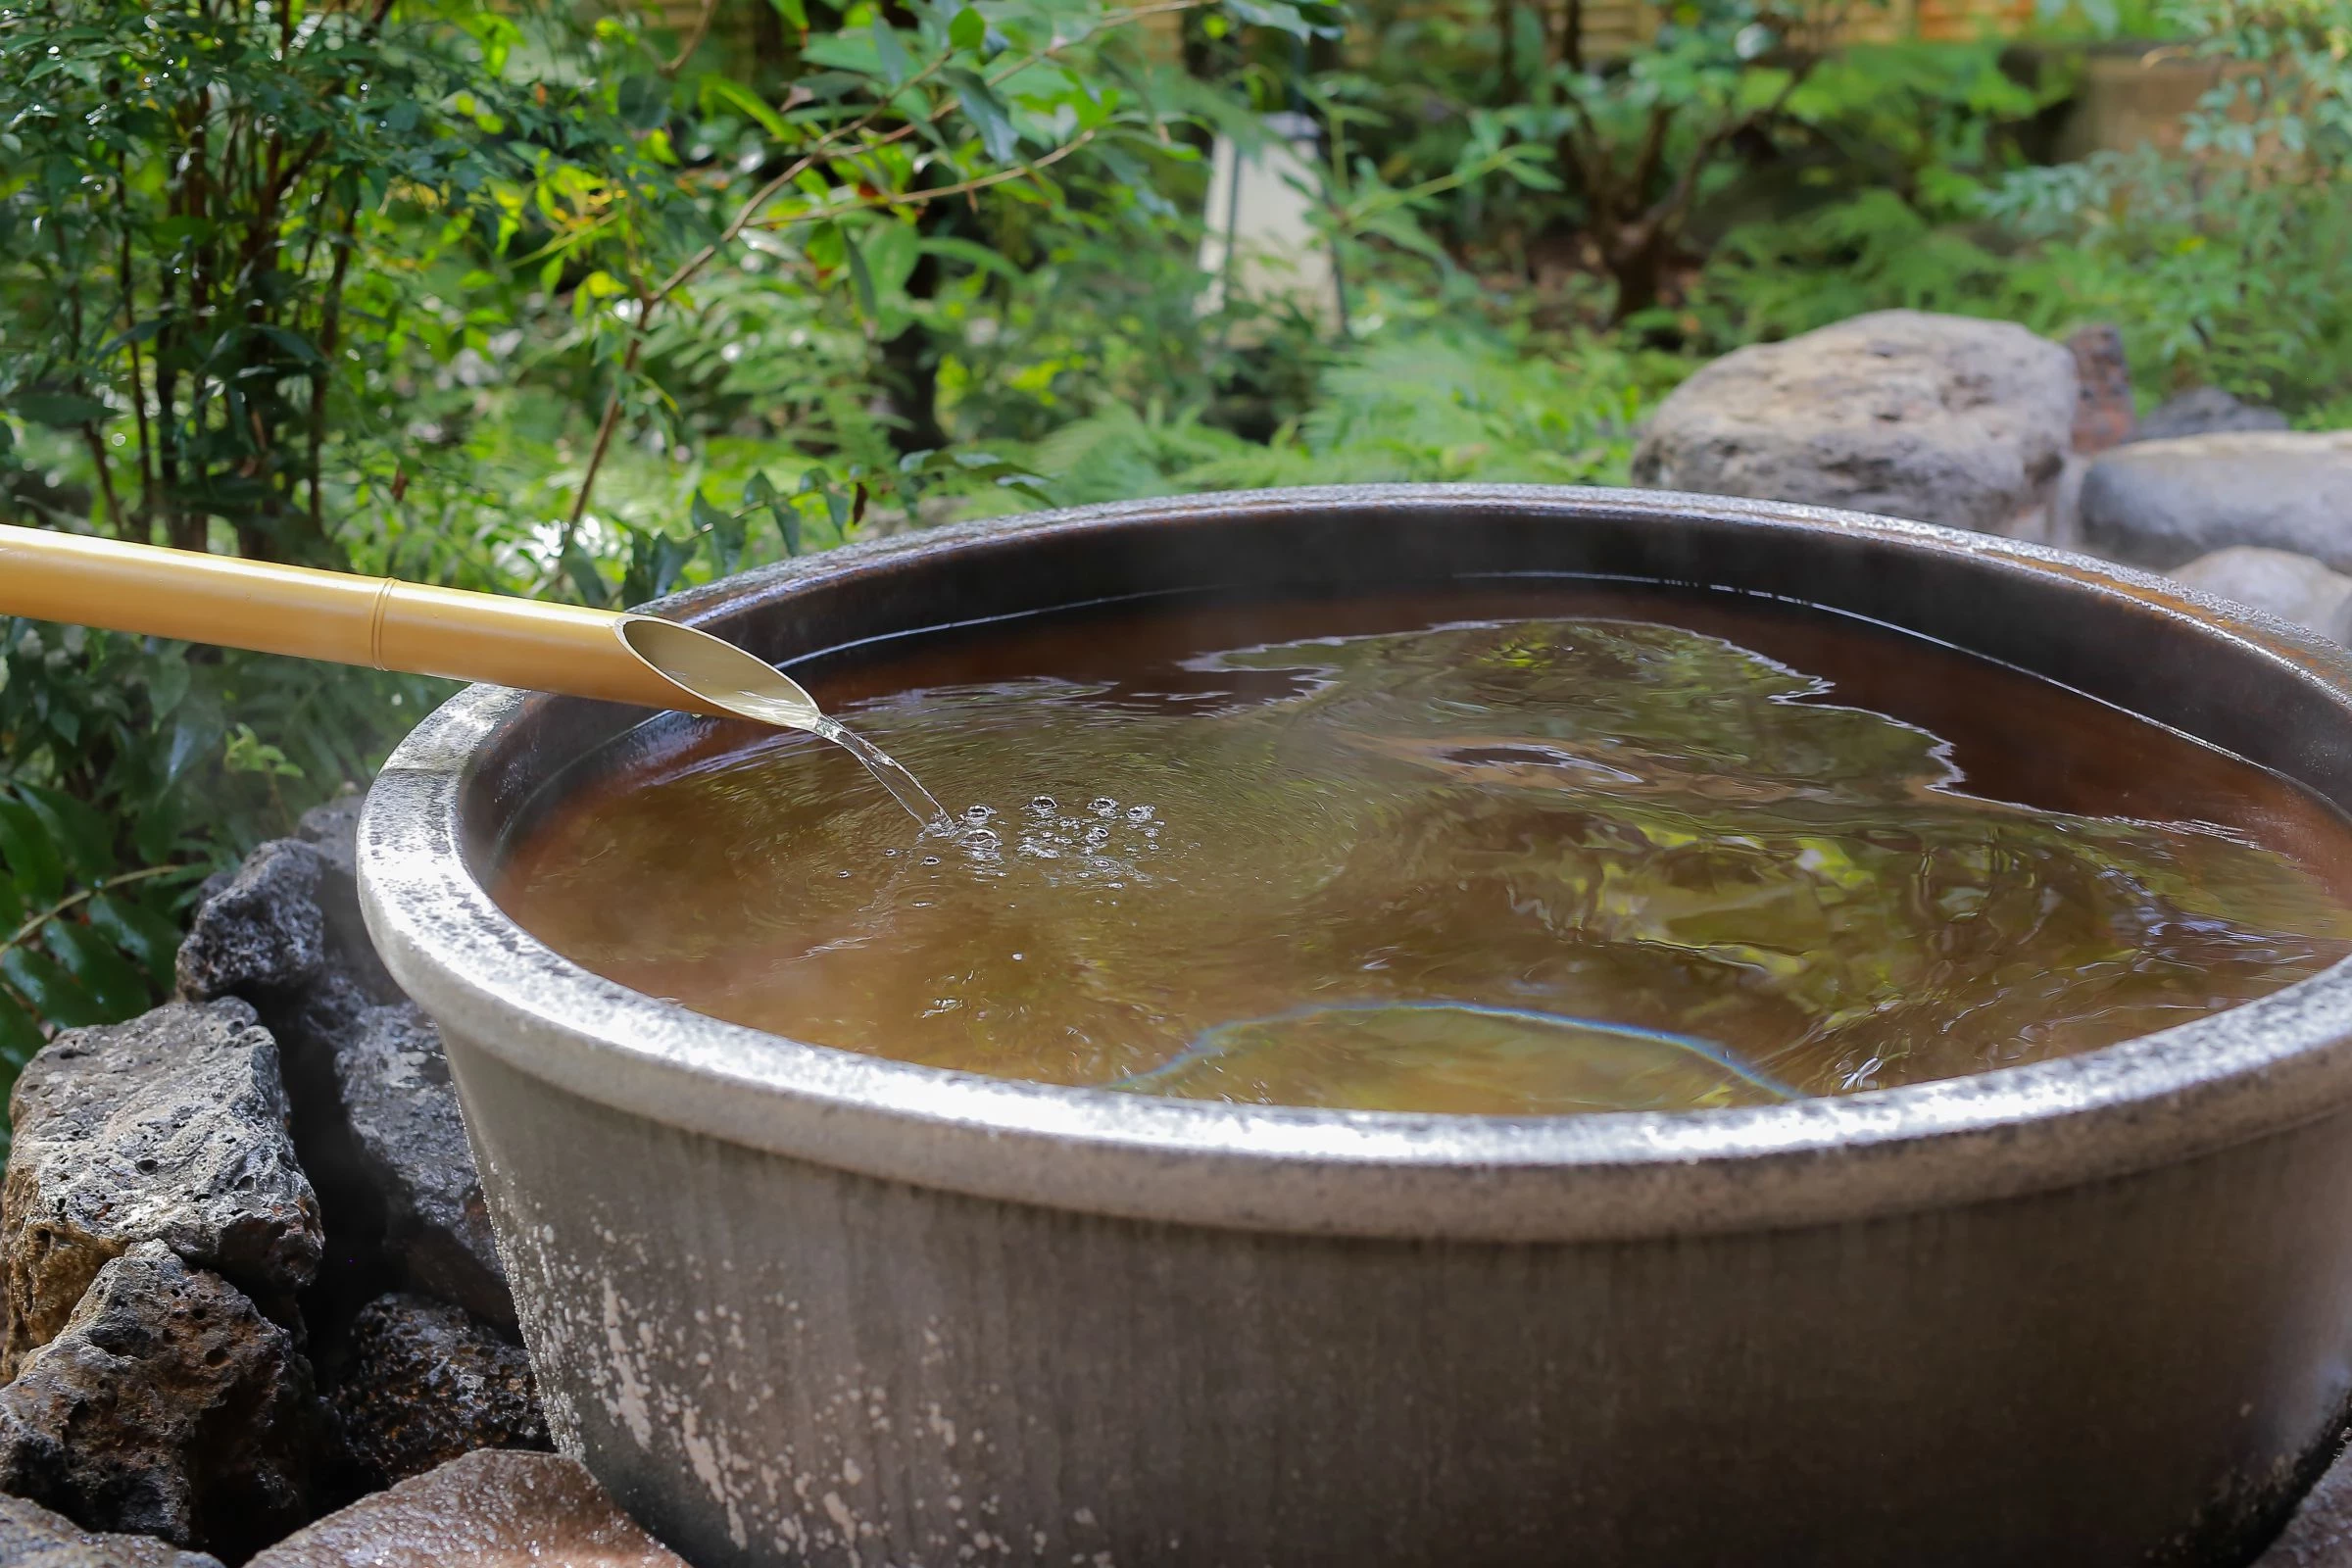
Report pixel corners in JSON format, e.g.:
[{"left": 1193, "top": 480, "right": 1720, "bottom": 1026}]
[
  {"left": 42, "top": 921, "right": 151, "bottom": 1018},
  {"left": 562, "top": 546, "right": 612, "bottom": 608},
  {"left": 950, "top": 5, "right": 985, "bottom": 52},
  {"left": 0, "top": 993, "right": 45, "bottom": 1070},
  {"left": 255, "top": 325, "right": 328, "bottom": 368},
  {"left": 768, "top": 0, "right": 808, "bottom": 29},
  {"left": 843, "top": 232, "right": 880, "bottom": 323},
  {"left": 164, "top": 687, "right": 225, "bottom": 791},
  {"left": 1218, "top": 0, "right": 1334, "bottom": 38},
  {"left": 87, "top": 893, "right": 182, "bottom": 979},
  {"left": 944, "top": 69, "right": 1021, "bottom": 165},
  {"left": 861, "top": 220, "right": 921, "bottom": 298},
  {"left": 621, "top": 529, "right": 700, "bottom": 605},
  {"left": 1, "top": 947, "right": 107, "bottom": 1030},
  {"left": 11, "top": 392, "right": 110, "bottom": 429},
  {"left": 616, "top": 74, "right": 669, "bottom": 130},
  {"left": 18, "top": 784, "right": 116, "bottom": 882},
  {"left": 916, "top": 234, "right": 1026, "bottom": 282},
  {"left": 147, "top": 650, "right": 191, "bottom": 719},
  {"left": 692, "top": 493, "right": 748, "bottom": 575},
  {"left": 871, "top": 20, "right": 913, "bottom": 85},
  {"left": 773, "top": 477, "right": 811, "bottom": 556},
  {"left": 705, "top": 77, "right": 796, "bottom": 143},
  {"left": 94, "top": 318, "right": 166, "bottom": 358},
  {"left": 0, "top": 801, "right": 64, "bottom": 905}
]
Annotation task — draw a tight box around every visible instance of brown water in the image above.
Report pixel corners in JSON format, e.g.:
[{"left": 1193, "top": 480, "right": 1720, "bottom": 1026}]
[{"left": 493, "top": 585, "right": 2352, "bottom": 1112}]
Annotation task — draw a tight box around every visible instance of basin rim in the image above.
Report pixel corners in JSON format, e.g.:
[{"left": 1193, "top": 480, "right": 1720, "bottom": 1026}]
[{"left": 358, "top": 483, "right": 2352, "bottom": 1242}]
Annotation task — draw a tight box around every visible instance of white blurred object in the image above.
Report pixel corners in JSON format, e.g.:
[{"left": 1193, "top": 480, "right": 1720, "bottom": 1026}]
[{"left": 1198, "top": 111, "right": 1344, "bottom": 331}]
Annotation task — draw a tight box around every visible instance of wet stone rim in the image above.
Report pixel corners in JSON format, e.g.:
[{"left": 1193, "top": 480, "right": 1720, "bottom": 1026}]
[{"left": 357, "top": 484, "right": 2352, "bottom": 1243}]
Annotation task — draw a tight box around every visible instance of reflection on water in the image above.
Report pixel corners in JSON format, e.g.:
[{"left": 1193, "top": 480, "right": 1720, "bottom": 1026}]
[{"left": 495, "top": 588, "right": 2352, "bottom": 1113}]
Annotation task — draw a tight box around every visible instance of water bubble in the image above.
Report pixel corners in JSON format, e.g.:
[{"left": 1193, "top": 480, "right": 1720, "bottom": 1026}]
[
  {"left": 1083, "top": 825, "right": 1110, "bottom": 847},
  {"left": 836, "top": 869, "right": 852, "bottom": 878},
  {"left": 1089, "top": 797, "right": 1118, "bottom": 817},
  {"left": 1026, "top": 795, "right": 1057, "bottom": 817},
  {"left": 1125, "top": 805, "right": 1154, "bottom": 823},
  {"left": 958, "top": 828, "right": 1002, "bottom": 852},
  {"left": 963, "top": 805, "right": 996, "bottom": 826},
  {"left": 921, "top": 856, "right": 942, "bottom": 866}
]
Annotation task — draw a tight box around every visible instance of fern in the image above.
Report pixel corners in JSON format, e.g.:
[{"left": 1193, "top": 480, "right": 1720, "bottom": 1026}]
[{"left": 1022, "top": 327, "right": 1687, "bottom": 508}]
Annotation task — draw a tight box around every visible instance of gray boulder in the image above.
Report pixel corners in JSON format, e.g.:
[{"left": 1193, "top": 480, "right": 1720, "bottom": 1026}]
[
  {"left": 2080, "top": 431, "right": 2352, "bottom": 570},
  {"left": 2170, "top": 548, "right": 2352, "bottom": 644},
  {"left": 327, "top": 1295, "right": 546, "bottom": 1493},
  {"left": 2132, "top": 385, "right": 2290, "bottom": 443},
  {"left": 0, "top": 1494, "right": 222, "bottom": 1568},
  {"left": 248, "top": 1450, "right": 688, "bottom": 1568},
  {"left": 0, "top": 1243, "right": 317, "bottom": 1558},
  {"left": 1, "top": 1001, "right": 321, "bottom": 1377},
  {"left": 1632, "top": 310, "right": 2080, "bottom": 537}
]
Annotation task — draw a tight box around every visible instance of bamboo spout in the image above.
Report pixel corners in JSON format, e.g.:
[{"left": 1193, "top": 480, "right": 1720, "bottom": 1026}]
[{"left": 0, "top": 524, "right": 822, "bottom": 731}]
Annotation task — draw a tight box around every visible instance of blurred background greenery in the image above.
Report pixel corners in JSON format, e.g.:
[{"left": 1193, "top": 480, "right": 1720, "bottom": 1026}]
[{"left": 0, "top": 0, "right": 2346, "bottom": 1063}]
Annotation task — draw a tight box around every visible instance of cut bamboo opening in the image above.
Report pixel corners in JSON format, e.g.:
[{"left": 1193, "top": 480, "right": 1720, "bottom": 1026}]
[{"left": 0, "top": 524, "right": 820, "bottom": 731}]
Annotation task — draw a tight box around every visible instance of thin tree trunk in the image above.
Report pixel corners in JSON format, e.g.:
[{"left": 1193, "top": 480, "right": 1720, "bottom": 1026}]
[
  {"left": 306, "top": 203, "right": 360, "bottom": 557},
  {"left": 1496, "top": 0, "right": 1520, "bottom": 102}
]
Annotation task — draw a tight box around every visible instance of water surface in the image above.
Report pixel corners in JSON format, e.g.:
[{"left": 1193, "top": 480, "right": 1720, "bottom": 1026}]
[{"left": 495, "top": 585, "right": 2352, "bottom": 1111}]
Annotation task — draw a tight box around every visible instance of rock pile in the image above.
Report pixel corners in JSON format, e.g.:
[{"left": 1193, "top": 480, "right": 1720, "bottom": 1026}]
[
  {"left": 0, "top": 798, "right": 555, "bottom": 1560},
  {"left": 1630, "top": 310, "right": 2352, "bottom": 647}
]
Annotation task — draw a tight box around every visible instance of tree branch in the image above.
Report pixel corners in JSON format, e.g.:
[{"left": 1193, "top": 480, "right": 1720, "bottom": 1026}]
[{"left": 663, "top": 0, "right": 722, "bottom": 76}]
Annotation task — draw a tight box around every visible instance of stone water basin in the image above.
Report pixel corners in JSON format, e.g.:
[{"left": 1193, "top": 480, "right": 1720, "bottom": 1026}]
[{"left": 359, "top": 486, "right": 2352, "bottom": 1567}]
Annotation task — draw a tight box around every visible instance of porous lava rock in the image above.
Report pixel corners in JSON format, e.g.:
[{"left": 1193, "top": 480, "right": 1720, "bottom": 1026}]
[
  {"left": 0, "top": 1243, "right": 316, "bottom": 1558},
  {"left": 173, "top": 843, "right": 331, "bottom": 1003},
  {"left": 2080, "top": 431, "right": 2352, "bottom": 570},
  {"left": 1, "top": 1001, "right": 320, "bottom": 1377},
  {"left": 176, "top": 797, "right": 512, "bottom": 1328},
  {"left": 2255, "top": 1441, "right": 2352, "bottom": 1565},
  {"left": 0, "top": 1493, "right": 224, "bottom": 1568},
  {"left": 247, "top": 1450, "right": 688, "bottom": 1568},
  {"left": 327, "top": 1295, "right": 545, "bottom": 1492},
  {"left": 285, "top": 795, "right": 397, "bottom": 1000},
  {"left": 2132, "top": 385, "right": 2291, "bottom": 443},
  {"left": 291, "top": 990, "right": 507, "bottom": 1328},
  {"left": 2171, "top": 548, "right": 2352, "bottom": 644},
  {"left": 1630, "top": 310, "right": 2080, "bottom": 537}
]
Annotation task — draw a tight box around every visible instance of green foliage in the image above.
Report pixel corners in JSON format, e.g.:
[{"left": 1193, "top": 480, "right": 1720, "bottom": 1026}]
[
  {"left": 0, "top": 0, "right": 2346, "bottom": 1116},
  {"left": 1466, "top": 0, "right": 1904, "bottom": 319},
  {"left": 0, "top": 614, "right": 435, "bottom": 1127},
  {"left": 1696, "top": 0, "right": 2352, "bottom": 409},
  {"left": 0, "top": 0, "right": 1349, "bottom": 1068},
  {"left": 0, "top": 0, "right": 643, "bottom": 562},
  {"left": 1017, "top": 324, "right": 1690, "bottom": 503}
]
